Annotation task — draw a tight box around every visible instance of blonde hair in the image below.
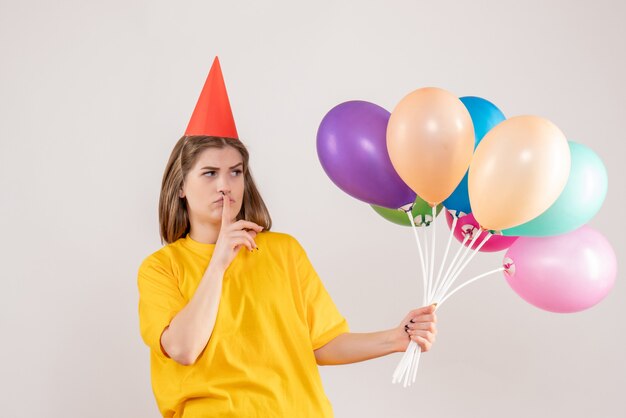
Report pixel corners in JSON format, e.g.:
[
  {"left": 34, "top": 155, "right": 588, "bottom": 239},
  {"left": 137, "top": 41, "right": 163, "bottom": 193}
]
[{"left": 159, "top": 136, "right": 272, "bottom": 244}]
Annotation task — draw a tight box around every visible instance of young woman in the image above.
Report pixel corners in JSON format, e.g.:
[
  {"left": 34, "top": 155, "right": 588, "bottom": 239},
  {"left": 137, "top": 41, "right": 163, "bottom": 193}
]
[{"left": 137, "top": 134, "right": 437, "bottom": 417}]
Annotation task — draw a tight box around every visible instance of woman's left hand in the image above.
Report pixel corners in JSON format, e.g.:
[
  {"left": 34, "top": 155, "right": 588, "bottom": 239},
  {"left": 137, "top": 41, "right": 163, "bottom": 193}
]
[{"left": 392, "top": 304, "right": 437, "bottom": 353}]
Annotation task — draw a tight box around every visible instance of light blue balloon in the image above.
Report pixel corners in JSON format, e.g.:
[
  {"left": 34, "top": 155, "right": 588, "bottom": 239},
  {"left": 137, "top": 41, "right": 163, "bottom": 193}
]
[
  {"left": 443, "top": 96, "right": 506, "bottom": 214},
  {"left": 502, "top": 141, "right": 607, "bottom": 237}
]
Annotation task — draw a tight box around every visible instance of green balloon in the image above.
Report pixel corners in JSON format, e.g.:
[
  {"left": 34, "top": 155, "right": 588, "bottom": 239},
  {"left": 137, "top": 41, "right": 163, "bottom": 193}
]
[
  {"left": 502, "top": 141, "right": 607, "bottom": 237},
  {"left": 371, "top": 196, "right": 443, "bottom": 227}
]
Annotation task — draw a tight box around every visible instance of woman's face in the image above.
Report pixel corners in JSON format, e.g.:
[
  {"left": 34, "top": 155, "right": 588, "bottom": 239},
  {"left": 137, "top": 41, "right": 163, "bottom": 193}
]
[{"left": 180, "top": 146, "right": 245, "bottom": 226}]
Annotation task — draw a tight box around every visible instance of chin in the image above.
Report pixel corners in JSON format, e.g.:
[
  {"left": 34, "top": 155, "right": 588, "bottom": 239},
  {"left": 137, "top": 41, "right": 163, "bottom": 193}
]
[{"left": 192, "top": 207, "right": 220, "bottom": 224}]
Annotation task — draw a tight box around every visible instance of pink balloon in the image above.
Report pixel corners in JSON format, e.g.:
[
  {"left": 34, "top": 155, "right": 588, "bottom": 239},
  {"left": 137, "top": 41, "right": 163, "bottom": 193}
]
[
  {"left": 503, "top": 225, "right": 616, "bottom": 313},
  {"left": 445, "top": 211, "right": 518, "bottom": 252}
]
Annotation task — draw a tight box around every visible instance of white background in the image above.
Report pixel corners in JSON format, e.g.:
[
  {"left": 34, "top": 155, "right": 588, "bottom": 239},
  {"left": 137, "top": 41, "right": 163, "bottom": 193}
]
[{"left": 1, "top": 0, "right": 624, "bottom": 416}]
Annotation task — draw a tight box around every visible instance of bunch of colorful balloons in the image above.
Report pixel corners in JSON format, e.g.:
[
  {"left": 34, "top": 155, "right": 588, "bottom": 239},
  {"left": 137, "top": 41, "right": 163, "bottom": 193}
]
[{"left": 316, "top": 87, "right": 616, "bottom": 386}]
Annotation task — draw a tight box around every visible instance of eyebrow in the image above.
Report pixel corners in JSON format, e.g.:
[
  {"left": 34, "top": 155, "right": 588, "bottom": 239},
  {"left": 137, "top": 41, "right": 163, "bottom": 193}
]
[{"left": 199, "top": 163, "right": 243, "bottom": 170}]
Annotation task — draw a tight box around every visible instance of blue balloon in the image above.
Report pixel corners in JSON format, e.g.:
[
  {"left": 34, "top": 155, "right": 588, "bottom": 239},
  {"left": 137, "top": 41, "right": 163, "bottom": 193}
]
[{"left": 443, "top": 96, "right": 506, "bottom": 214}]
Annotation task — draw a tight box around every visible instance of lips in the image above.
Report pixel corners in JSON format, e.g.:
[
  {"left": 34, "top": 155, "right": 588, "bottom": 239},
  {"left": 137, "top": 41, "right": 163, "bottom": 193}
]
[{"left": 214, "top": 198, "right": 235, "bottom": 204}]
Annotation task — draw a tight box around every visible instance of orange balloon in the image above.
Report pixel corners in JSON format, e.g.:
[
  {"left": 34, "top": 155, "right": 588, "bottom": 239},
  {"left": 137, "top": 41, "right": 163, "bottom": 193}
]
[
  {"left": 387, "top": 87, "right": 475, "bottom": 206},
  {"left": 468, "top": 115, "right": 571, "bottom": 231}
]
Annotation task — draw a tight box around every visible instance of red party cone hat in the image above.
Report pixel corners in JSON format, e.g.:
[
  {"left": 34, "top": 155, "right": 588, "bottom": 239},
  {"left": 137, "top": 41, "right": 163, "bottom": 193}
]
[{"left": 185, "top": 56, "right": 239, "bottom": 138}]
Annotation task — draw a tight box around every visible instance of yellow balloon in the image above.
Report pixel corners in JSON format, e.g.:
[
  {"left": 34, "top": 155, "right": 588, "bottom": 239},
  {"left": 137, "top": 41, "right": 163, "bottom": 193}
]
[
  {"left": 468, "top": 115, "right": 571, "bottom": 231},
  {"left": 387, "top": 87, "right": 475, "bottom": 206}
]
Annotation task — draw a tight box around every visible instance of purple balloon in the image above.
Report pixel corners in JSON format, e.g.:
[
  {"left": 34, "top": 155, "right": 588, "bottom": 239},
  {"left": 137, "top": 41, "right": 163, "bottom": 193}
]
[
  {"left": 316, "top": 100, "right": 416, "bottom": 209},
  {"left": 503, "top": 225, "right": 616, "bottom": 313}
]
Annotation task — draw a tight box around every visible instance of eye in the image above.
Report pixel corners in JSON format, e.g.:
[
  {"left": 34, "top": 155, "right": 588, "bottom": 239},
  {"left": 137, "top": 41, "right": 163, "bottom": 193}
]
[
  {"left": 231, "top": 169, "right": 243, "bottom": 176},
  {"left": 203, "top": 171, "right": 216, "bottom": 177}
]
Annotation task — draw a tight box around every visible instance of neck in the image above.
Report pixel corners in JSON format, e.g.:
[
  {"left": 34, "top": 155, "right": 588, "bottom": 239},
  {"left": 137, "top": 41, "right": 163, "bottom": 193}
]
[{"left": 188, "top": 221, "right": 221, "bottom": 245}]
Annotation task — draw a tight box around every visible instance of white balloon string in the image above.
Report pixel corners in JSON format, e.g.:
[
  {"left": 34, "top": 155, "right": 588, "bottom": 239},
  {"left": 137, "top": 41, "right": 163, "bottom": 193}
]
[
  {"left": 391, "top": 346, "right": 406, "bottom": 382},
  {"left": 392, "top": 338, "right": 415, "bottom": 383},
  {"left": 406, "top": 345, "right": 421, "bottom": 387},
  {"left": 405, "top": 206, "right": 437, "bottom": 387},
  {"left": 406, "top": 210, "right": 434, "bottom": 386},
  {"left": 392, "top": 354, "right": 408, "bottom": 383},
  {"left": 434, "top": 228, "right": 482, "bottom": 302},
  {"left": 451, "top": 228, "right": 482, "bottom": 276},
  {"left": 395, "top": 208, "right": 471, "bottom": 386},
  {"left": 392, "top": 213, "right": 499, "bottom": 386},
  {"left": 407, "top": 211, "right": 428, "bottom": 305},
  {"left": 393, "top": 211, "right": 429, "bottom": 385},
  {"left": 438, "top": 267, "right": 505, "bottom": 308},
  {"left": 432, "top": 233, "right": 471, "bottom": 303},
  {"left": 437, "top": 232, "right": 493, "bottom": 301},
  {"left": 421, "top": 224, "right": 430, "bottom": 304},
  {"left": 409, "top": 345, "right": 422, "bottom": 385},
  {"left": 428, "top": 205, "right": 437, "bottom": 306},
  {"left": 393, "top": 341, "right": 416, "bottom": 384},
  {"left": 430, "top": 211, "right": 457, "bottom": 301},
  {"left": 403, "top": 345, "right": 414, "bottom": 387},
  {"left": 433, "top": 234, "right": 480, "bottom": 303}
]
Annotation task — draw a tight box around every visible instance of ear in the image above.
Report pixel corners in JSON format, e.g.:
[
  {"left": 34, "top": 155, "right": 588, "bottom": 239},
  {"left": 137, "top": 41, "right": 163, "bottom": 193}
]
[{"left": 179, "top": 188, "right": 185, "bottom": 199}]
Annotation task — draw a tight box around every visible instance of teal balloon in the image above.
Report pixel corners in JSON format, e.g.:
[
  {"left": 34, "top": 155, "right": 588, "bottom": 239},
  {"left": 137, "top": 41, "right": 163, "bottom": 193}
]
[
  {"left": 502, "top": 141, "right": 607, "bottom": 237},
  {"left": 443, "top": 96, "right": 506, "bottom": 214}
]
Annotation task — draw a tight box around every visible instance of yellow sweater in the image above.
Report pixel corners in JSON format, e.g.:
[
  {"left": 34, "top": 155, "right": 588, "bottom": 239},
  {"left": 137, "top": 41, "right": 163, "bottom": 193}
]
[{"left": 137, "top": 231, "right": 350, "bottom": 417}]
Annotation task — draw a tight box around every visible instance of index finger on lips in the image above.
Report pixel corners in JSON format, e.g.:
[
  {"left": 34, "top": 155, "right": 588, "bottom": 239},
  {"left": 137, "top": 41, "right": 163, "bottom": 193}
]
[{"left": 221, "top": 192, "right": 231, "bottom": 228}]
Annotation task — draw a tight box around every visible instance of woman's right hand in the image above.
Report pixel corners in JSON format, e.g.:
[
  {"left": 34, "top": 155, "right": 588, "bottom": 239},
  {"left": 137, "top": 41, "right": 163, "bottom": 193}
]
[{"left": 211, "top": 192, "right": 263, "bottom": 272}]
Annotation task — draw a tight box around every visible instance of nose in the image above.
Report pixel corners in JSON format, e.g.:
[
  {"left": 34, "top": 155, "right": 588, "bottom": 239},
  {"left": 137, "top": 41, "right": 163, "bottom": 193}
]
[
  {"left": 217, "top": 187, "right": 231, "bottom": 199},
  {"left": 216, "top": 177, "right": 232, "bottom": 197}
]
